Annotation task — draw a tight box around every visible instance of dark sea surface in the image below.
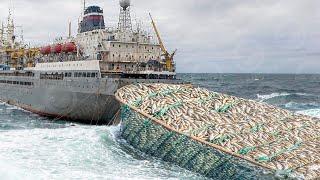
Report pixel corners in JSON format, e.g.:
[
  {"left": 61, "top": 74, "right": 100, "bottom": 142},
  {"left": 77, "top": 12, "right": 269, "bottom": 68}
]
[{"left": 0, "top": 74, "right": 319, "bottom": 179}]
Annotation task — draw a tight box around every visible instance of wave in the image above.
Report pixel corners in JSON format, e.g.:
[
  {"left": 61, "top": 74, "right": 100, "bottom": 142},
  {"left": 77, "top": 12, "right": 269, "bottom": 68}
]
[
  {"left": 257, "top": 92, "right": 320, "bottom": 118},
  {"left": 284, "top": 102, "right": 320, "bottom": 111},
  {"left": 0, "top": 102, "right": 25, "bottom": 111},
  {"left": 257, "top": 92, "right": 316, "bottom": 102},
  {"left": 297, "top": 109, "right": 320, "bottom": 118},
  {"left": 257, "top": 92, "right": 291, "bottom": 102},
  {"left": 256, "top": 92, "right": 320, "bottom": 109},
  {"left": 0, "top": 125, "right": 202, "bottom": 180},
  {"left": 0, "top": 159, "right": 38, "bottom": 180}
]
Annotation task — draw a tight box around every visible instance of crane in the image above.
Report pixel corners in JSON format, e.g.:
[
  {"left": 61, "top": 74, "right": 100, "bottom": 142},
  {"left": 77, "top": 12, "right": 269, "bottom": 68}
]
[{"left": 149, "top": 13, "right": 176, "bottom": 72}]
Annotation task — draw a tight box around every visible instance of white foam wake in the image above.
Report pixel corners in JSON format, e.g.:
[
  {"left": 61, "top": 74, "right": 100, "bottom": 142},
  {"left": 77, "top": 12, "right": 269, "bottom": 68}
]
[{"left": 297, "top": 109, "right": 320, "bottom": 118}]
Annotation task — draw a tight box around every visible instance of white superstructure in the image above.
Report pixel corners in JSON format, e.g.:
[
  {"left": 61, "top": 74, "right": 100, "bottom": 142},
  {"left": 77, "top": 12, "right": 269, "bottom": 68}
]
[{"left": 76, "top": 29, "right": 161, "bottom": 63}]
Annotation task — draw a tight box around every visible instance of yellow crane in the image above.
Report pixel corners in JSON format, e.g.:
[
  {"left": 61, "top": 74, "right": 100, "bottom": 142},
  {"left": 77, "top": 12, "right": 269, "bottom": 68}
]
[
  {"left": 149, "top": 13, "right": 176, "bottom": 72},
  {"left": 7, "top": 47, "right": 39, "bottom": 68},
  {"left": 25, "top": 48, "right": 40, "bottom": 67}
]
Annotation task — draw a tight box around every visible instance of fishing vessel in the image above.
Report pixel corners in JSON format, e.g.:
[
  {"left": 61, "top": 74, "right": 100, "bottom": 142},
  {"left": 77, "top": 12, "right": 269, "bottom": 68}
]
[{"left": 0, "top": 0, "right": 181, "bottom": 124}]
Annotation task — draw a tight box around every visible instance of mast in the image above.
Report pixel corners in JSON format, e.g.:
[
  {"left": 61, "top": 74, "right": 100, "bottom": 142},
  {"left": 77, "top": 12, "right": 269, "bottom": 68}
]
[
  {"left": 6, "top": 8, "right": 15, "bottom": 48},
  {"left": 68, "top": 21, "right": 72, "bottom": 38},
  {"left": 0, "top": 22, "right": 3, "bottom": 47},
  {"left": 118, "top": 0, "right": 132, "bottom": 32},
  {"left": 83, "top": 0, "right": 86, "bottom": 17},
  {"left": 78, "top": 0, "right": 86, "bottom": 33}
]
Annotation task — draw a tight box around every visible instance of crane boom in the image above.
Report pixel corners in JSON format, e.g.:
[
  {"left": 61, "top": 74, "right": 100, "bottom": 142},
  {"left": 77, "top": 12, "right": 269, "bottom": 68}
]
[
  {"left": 149, "top": 13, "right": 176, "bottom": 72},
  {"left": 149, "top": 13, "right": 168, "bottom": 56}
]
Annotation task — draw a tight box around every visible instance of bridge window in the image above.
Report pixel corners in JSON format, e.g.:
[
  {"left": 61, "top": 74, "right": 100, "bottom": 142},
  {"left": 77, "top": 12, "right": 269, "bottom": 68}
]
[
  {"left": 64, "top": 72, "right": 72, "bottom": 77},
  {"left": 40, "top": 73, "right": 63, "bottom": 80},
  {"left": 0, "top": 80, "right": 33, "bottom": 86},
  {"left": 72, "top": 72, "right": 98, "bottom": 78},
  {"left": 0, "top": 72, "right": 34, "bottom": 77}
]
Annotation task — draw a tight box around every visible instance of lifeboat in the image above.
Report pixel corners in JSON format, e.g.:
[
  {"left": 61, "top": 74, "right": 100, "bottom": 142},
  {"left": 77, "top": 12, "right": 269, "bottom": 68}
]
[
  {"left": 62, "top": 42, "right": 77, "bottom": 53},
  {"left": 52, "top": 44, "right": 62, "bottom": 54},
  {"left": 40, "top": 46, "right": 51, "bottom": 55}
]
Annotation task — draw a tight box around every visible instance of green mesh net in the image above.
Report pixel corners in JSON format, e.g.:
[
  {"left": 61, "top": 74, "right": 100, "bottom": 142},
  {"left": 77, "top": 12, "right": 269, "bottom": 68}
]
[{"left": 120, "top": 105, "right": 274, "bottom": 179}]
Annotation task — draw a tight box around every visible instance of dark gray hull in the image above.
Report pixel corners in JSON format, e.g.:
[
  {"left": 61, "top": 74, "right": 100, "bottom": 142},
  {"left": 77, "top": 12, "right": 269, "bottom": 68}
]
[{"left": 0, "top": 76, "right": 183, "bottom": 124}]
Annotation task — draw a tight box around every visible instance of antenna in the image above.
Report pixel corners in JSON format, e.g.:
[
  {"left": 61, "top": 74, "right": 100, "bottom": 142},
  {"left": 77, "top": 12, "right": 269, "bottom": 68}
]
[
  {"left": 68, "top": 21, "right": 72, "bottom": 38},
  {"left": 8, "top": 0, "right": 14, "bottom": 21},
  {"left": 81, "top": 0, "right": 86, "bottom": 18},
  {"left": 20, "top": 28, "right": 24, "bottom": 43}
]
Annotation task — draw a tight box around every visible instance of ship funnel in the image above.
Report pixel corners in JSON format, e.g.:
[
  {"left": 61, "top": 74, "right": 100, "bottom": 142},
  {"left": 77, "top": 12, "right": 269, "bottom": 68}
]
[{"left": 79, "top": 6, "right": 105, "bottom": 33}]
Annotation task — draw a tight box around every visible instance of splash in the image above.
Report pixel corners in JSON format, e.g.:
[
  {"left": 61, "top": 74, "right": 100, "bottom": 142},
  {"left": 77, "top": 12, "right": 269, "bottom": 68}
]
[{"left": 0, "top": 123, "right": 204, "bottom": 180}]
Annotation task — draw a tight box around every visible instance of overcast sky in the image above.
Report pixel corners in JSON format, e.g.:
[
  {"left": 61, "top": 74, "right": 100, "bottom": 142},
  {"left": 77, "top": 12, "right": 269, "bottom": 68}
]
[{"left": 1, "top": 0, "right": 320, "bottom": 73}]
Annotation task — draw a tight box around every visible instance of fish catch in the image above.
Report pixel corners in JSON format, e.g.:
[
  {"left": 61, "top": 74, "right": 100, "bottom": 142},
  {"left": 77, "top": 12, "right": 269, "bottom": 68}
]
[{"left": 116, "top": 83, "right": 320, "bottom": 179}]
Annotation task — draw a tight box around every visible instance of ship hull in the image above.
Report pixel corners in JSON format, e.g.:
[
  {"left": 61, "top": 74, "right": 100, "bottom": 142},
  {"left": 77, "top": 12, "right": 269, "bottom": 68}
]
[
  {"left": 3, "top": 93, "right": 120, "bottom": 125},
  {"left": 0, "top": 81, "right": 119, "bottom": 124},
  {"left": 0, "top": 76, "right": 183, "bottom": 124}
]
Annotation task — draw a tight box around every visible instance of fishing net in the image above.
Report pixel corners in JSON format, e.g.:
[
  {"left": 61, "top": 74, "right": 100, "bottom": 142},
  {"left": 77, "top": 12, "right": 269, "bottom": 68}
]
[
  {"left": 120, "top": 105, "right": 269, "bottom": 179},
  {"left": 116, "top": 84, "right": 320, "bottom": 179}
]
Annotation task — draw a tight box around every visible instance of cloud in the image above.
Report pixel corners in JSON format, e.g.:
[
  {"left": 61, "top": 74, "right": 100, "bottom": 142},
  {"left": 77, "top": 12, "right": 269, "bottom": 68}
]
[{"left": 0, "top": 0, "right": 319, "bottom": 73}]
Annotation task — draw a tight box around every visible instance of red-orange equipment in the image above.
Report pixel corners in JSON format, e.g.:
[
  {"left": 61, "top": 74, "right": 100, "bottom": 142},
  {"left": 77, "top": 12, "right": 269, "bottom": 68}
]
[
  {"left": 52, "top": 44, "right": 62, "bottom": 53},
  {"left": 62, "top": 42, "right": 77, "bottom": 53},
  {"left": 40, "top": 46, "right": 51, "bottom": 55}
]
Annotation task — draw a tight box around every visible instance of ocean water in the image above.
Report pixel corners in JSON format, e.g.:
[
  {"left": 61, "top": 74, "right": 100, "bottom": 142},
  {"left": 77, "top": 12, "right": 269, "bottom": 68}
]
[{"left": 0, "top": 74, "right": 320, "bottom": 180}]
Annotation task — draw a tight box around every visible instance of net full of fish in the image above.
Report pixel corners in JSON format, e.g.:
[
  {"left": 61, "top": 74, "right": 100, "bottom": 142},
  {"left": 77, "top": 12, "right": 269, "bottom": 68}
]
[{"left": 115, "top": 83, "right": 320, "bottom": 179}]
